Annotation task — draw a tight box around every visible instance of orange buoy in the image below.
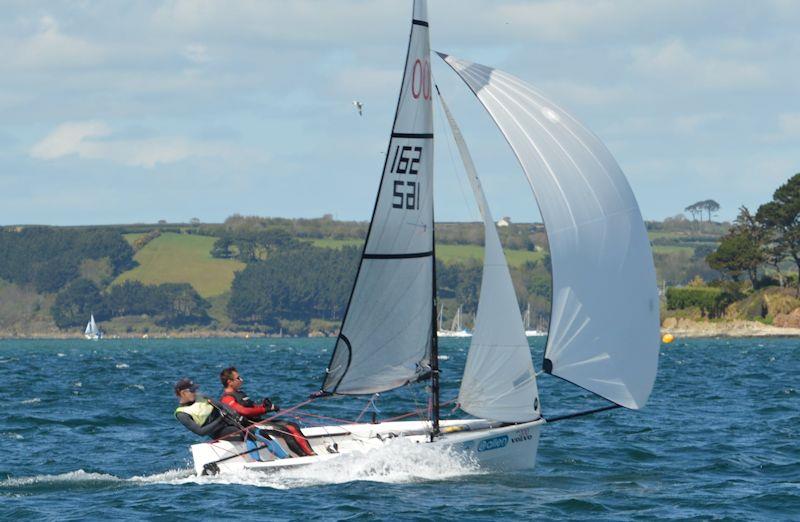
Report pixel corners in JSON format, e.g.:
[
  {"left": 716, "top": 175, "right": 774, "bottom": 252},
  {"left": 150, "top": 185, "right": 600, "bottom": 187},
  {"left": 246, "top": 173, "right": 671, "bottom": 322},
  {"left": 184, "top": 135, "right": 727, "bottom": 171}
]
[{"left": 662, "top": 333, "right": 674, "bottom": 344}]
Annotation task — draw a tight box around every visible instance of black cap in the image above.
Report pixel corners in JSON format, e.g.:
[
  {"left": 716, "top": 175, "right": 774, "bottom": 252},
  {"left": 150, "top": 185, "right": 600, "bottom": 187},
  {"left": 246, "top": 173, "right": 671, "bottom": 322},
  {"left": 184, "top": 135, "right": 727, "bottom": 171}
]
[{"left": 174, "top": 378, "right": 198, "bottom": 394}]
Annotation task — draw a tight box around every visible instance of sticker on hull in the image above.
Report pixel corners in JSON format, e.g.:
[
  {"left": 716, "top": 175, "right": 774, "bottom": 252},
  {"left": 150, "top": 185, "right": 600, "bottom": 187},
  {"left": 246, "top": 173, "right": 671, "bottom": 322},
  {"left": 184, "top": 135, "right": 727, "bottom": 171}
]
[
  {"left": 477, "top": 435, "right": 508, "bottom": 452},
  {"left": 511, "top": 428, "right": 534, "bottom": 444}
]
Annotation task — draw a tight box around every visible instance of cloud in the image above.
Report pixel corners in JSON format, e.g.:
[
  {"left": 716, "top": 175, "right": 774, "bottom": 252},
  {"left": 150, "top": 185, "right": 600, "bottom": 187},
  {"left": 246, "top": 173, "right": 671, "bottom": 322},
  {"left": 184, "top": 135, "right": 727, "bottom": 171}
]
[
  {"left": 4, "top": 15, "right": 105, "bottom": 70},
  {"left": 761, "top": 112, "right": 800, "bottom": 143},
  {"left": 29, "top": 120, "right": 254, "bottom": 168},
  {"left": 30, "top": 121, "right": 111, "bottom": 160},
  {"left": 183, "top": 43, "right": 210, "bottom": 64},
  {"left": 778, "top": 113, "right": 800, "bottom": 136},
  {"left": 631, "top": 39, "right": 769, "bottom": 89}
]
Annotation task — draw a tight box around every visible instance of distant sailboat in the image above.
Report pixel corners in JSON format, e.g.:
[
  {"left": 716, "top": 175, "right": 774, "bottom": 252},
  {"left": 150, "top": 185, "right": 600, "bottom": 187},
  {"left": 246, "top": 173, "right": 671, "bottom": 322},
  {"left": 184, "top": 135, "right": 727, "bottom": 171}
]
[
  {"left": 84, "top": 314, "right": 102, "bottom": 340},
  {"left": 437, "top": 305, "right": 471, "bottom": 337},
  {"left": 523, "top": 303, "right": 547, "bottom": 337}
]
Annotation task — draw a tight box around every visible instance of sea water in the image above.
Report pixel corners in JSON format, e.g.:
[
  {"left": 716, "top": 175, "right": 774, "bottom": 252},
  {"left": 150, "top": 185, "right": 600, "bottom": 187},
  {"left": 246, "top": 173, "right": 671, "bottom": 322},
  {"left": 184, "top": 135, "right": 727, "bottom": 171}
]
[{"left": 0, "top": 337, "right": 797, "bottom": 520}]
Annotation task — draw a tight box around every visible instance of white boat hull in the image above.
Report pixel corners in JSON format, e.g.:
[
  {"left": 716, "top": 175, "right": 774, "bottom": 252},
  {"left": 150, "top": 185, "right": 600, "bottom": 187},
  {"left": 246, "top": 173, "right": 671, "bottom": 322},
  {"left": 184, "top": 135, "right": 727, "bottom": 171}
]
[
  {"left": 436, "top": 330, "right": 472, "bottom": 338},
  {"left": 190, "top": 418, "right": 543, "bottom": 475},
  {"left": 524, "top": 330, "right": 546, "bottom": 337}
]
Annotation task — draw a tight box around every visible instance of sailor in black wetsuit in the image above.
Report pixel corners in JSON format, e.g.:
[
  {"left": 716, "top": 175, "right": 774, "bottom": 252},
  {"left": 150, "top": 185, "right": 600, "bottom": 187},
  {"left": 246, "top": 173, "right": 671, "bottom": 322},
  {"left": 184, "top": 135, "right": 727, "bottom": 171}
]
[{"left": 174, "top": 378, "right": 243, "bottom": 441}]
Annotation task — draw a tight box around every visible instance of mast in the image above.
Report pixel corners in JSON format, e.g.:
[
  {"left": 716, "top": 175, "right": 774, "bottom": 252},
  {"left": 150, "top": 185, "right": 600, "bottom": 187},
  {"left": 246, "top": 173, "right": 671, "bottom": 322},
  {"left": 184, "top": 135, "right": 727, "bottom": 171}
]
[
  {"left": 430, "top": 219, "right": 440, "bottom": 439},
  {"left": 438, "top": 87, "right": 540, "bottom": 423}
]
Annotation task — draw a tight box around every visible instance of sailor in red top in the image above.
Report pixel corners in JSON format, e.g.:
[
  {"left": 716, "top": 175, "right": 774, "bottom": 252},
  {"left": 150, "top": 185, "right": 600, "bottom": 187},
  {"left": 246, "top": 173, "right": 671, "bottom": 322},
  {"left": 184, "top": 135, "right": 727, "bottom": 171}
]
[{"left": 219, "top": 367, "right": 315, "bottom": 457}]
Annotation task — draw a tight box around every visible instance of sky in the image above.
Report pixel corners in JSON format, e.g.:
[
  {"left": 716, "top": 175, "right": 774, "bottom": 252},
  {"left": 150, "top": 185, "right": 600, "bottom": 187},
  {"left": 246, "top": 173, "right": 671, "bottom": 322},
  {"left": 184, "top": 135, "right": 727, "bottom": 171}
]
[{"left": 1, "top": 0, "right": 798, "bottom": 225}]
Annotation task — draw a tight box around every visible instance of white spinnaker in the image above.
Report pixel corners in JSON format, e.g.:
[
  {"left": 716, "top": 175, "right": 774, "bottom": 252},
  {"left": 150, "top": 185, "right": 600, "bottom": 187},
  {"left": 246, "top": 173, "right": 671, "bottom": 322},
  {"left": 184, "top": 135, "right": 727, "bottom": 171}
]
[
  {"left": 323, "top": 1, "right": 434, "bottom": 395},
  {"left": 439, "top": 94, "right": 540, "bottom": 422},
  {"left": 440, "top": 54, "right": 659, "bottom": 409}
]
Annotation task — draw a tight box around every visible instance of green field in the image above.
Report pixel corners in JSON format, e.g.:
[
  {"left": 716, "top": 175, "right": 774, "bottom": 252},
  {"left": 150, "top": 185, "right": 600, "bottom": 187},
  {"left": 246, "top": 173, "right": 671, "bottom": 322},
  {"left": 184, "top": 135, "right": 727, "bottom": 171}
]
[
  {"left": 308, "top": 238, "right": 364, "bottom": 249},
  {"left": 435, "top": 244, "right": 544, "bottom": 266},
  {"left": 652, "top": 245, "right": 695, "bottom": 255},
  {"left": 308, "top": 238, "right": 543, "bottom": 267},
  {"left": 114, "top": 233, "right": 245, "bottom": 297}
]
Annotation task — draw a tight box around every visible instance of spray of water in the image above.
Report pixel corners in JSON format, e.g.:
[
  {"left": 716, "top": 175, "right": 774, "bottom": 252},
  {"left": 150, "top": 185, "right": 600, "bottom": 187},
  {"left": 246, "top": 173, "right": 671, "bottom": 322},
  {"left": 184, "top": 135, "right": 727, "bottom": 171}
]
[{"left": 0, "top": 439, "right": 482, "bottom": 491}]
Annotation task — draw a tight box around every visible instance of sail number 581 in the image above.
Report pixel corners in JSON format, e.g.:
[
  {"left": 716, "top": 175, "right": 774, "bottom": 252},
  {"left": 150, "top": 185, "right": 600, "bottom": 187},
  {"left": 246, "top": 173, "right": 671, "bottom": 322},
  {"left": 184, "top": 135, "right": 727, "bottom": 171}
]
[{"left": 390, "top": 145, "right": 422, "bottom": 210}]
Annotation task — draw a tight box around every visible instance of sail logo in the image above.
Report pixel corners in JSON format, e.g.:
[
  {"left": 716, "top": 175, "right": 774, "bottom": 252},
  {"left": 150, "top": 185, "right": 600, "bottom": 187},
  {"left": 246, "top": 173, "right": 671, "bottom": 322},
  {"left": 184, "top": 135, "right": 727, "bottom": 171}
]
[
  {"left": 477, "top": 435, "right": 508, "bottom": 452},
  {"left": 411, "top": 59, "right": 431, "bottom": 100},
  {"left": 511, "top": 429, "right": 533, "bottom": 444}
]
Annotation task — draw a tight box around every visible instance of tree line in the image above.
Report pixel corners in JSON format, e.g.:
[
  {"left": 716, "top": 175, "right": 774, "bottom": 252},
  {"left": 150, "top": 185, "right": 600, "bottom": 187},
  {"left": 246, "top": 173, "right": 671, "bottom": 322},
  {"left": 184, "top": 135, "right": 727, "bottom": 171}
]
[
  {"left": 0, "top": 227, "right": 136, "bottom": 293},
  {"left": 51, "top": 279, "right": 210, "bottom": 328},
  {"left": 224, "top": 242, "right": 553, "bottom": 332},
  {"left": 684, "top": 199, "right": 721, "bottom": 222},
  {"left": 706, "top": 173, "right": 800, "bottom": 294}
]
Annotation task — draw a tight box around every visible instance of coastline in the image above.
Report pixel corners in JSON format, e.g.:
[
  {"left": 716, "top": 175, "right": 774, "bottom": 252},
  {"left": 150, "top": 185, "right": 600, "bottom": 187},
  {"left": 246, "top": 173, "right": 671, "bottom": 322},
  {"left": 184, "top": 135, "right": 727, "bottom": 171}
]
[
  {"left": 4, "top": 320, "right": 800, "bottom": 339},
  {"left": 0, "top": 330, "right": 334, "bottom": 340},
  {"left": 661, "top": 318, "right": 800, "bottom": 338}
]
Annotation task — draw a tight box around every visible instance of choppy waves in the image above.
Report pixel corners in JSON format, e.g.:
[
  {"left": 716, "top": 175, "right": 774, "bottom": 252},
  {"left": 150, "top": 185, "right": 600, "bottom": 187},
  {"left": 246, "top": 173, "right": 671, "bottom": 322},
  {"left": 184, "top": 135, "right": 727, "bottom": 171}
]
[
  {"left": 1, "top": 438, "right": 481, "bottom": 493},
  {"left": 1, "top": 337, "right": 798, "bottom": 519}
]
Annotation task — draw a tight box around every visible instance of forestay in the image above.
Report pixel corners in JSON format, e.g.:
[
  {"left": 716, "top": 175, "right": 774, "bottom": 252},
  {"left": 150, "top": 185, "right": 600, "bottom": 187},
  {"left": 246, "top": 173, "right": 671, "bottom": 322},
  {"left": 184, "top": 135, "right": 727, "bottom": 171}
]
[
  {"left": 440, "top": 54, "right": 659, "bottom": 409},
  {"left": 323, "top": 1, "right": 434, "bottom": 395},
  {"left": 439, "top": 93, "right": 540, "bottom": 423}
]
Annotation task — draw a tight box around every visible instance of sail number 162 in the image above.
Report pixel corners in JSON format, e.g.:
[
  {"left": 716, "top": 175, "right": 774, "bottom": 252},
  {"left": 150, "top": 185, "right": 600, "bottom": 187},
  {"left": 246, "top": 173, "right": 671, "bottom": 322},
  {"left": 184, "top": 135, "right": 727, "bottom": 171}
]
[{"left": 390, "top": 145, "right": 422, "bottom": 210}]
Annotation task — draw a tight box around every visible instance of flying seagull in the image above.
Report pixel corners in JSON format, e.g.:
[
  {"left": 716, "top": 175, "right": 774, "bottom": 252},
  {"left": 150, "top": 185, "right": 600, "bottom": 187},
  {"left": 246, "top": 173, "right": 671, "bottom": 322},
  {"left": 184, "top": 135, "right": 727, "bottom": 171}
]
[{"left": 352, "top": 100, "right": 363, "bottom": 116}]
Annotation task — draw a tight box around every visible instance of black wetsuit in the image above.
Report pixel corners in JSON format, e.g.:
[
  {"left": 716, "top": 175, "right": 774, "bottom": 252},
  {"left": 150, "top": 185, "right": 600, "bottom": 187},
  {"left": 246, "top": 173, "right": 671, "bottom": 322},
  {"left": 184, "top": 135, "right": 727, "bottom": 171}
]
[{"left": 175, "top": 396, "right": 244, "bottom": 441}]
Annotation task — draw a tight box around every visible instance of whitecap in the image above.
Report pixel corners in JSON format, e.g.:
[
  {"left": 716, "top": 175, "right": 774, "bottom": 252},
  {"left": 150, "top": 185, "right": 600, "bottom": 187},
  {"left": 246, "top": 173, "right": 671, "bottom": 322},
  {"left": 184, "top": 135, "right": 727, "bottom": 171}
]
[
  {"left": 1, "top": 441, "right": 481, "bottom": 491},
  {"left": 128, "top": 384, "right": 145, "bottom": 391},
  {"left": 122, "top": 438, "right": 481, "bottom": 490},
  {"left": 116, "top": 363, "right": 129, "bottom": 369},
  {"left": 437, "top": 355, "right": 450, "bottom": 361},
  {"left": 21, "top": 398, "right": 41, "bottom": 405},
  {"left": 57, "top": 353, "right": 66, "bottom": 357},
  {"left": 74, "top": 381, "right": 82, "bottom": 387},
  {"left": 0, "top": 469, "right": 122, "bottom": 487},
  {"left": 1, "top": 432, "right": 24, "bottom": 440},
  {"left": 264, "top": 437, "right": 482, "bottom": 488}
]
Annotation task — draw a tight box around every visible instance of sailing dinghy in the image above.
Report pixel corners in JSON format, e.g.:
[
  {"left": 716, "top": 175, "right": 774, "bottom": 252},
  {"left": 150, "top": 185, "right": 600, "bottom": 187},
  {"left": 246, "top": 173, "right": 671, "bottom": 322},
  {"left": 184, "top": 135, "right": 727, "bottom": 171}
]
[
  {"left": 523, "top": 303, "right": 547, "bottom": 337},
  {"left": 437, "top": 305, "right": 471, "bottom": 337},
  {"left": 84, "top": 314, "right": 102, "bottom": 340},
  {"left": 189, "top": 0, "right": 659, "bottom": 476}
]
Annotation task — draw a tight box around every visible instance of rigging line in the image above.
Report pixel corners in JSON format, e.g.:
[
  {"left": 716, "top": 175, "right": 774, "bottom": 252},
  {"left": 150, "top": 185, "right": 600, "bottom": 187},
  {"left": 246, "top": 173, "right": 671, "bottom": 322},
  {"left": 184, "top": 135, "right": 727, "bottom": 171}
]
[
  {"left": 433, "top": 81, "right": 481, "bottom": 224},
  {"left": 354, "top": 393, "right": 381, "bottom": 423},
  {"left": 208, "top": 397, "right": 318, "bottom": 443},
  {"left": 543, "top": 404, "right": 621, "bottom": 423}
]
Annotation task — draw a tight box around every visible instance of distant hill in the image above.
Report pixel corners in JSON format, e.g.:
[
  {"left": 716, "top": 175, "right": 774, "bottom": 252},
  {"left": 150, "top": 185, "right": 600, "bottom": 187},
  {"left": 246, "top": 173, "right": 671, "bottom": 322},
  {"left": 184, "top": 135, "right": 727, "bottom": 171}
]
[
  {"left": 114, "top": 233, "right": 244, "bottom": 298},
  {"left": 0, "top": 215, "right": 731, "bottom": 337}
]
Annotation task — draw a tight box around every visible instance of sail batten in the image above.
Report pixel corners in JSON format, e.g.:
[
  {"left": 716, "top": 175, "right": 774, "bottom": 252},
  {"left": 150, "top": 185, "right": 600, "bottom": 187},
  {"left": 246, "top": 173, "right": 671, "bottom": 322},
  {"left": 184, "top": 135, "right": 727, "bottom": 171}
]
[
  {"left": 439, "top": 92, "right": 540, "bottom": 423},
  {"left": 322, "top": 1, "right": 434, "bottom": 395},
  {"left": 440, "top": 53, "right": 660, "bottom": 410}
]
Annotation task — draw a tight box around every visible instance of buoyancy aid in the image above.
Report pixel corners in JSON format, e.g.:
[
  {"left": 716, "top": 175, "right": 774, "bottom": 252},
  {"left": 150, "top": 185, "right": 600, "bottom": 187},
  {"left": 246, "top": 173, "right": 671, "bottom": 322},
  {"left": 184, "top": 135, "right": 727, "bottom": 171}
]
[
  {"left": 221, "top": 389, "right": 267, "bottom": 419},
  {"left": 222, "top": 390, "right": 255, "bottom": 407},
  {"left": 175, "top": 400, "right": 214, "bottom": 426}
]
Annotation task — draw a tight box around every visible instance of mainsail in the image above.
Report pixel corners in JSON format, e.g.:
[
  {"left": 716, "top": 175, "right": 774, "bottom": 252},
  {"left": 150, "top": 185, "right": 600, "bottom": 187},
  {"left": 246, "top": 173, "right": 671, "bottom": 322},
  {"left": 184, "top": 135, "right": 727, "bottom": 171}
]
[
  {"left": 85, "top": 314, "right": 97, "bottom": 336},
  {"left": 439, "top": 93, "right": 540, "bottom": 422},
  {"left": 440, "top": 54, "right": 659, "bottom": 409},
  {"left": 323, "top": 0, "right": 434, "bottom": 395}
]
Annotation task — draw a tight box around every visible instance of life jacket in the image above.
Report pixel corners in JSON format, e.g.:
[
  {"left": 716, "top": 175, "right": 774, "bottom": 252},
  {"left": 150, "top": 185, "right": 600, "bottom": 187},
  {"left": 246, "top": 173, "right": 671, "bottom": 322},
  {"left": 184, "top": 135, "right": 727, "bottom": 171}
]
[
  {"left": 175, "top": 400, "right": 214, "bottom": 426},
  {"left": 222, "top": 389, "right": 255, "bottom": 407}
]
